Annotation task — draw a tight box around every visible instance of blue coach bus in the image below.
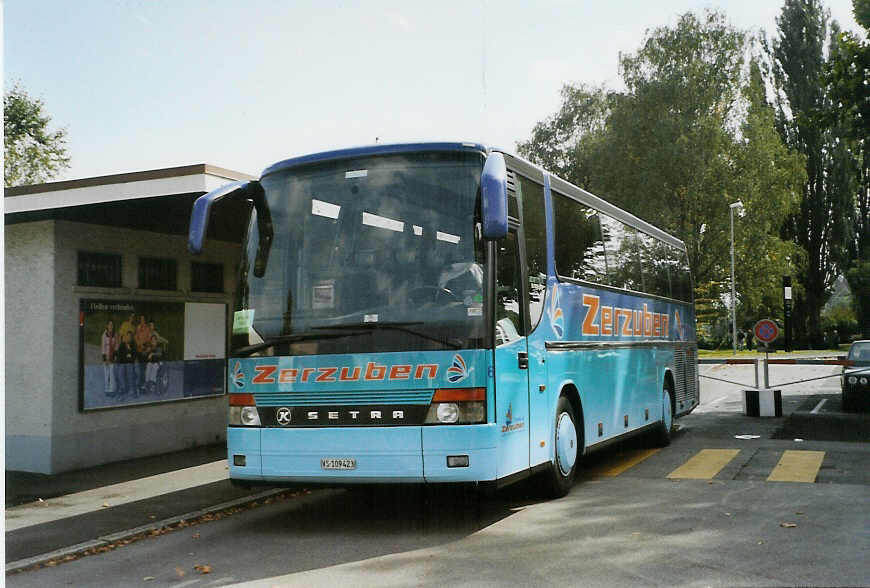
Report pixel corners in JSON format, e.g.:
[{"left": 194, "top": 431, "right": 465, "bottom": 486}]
[{"left": 189, "top": 142, "right": 698, "bottom": 497}]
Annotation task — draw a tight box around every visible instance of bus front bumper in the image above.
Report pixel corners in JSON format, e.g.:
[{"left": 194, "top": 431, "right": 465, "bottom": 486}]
[{"left": 228, "top": 424, "right": 499, "bottom": 484}]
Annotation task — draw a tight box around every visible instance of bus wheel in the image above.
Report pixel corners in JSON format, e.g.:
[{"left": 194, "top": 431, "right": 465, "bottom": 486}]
[
  {"left": 545, "top": 396, "right": 579, "bottom": 498},
  {"left": 652, "top": 384, "right": 673, "bottom": 447}
]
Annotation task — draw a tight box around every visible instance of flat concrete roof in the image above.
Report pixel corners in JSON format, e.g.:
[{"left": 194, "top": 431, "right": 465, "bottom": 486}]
[{"left": 4, "top": 164, "right": 255, "bottom": 214}]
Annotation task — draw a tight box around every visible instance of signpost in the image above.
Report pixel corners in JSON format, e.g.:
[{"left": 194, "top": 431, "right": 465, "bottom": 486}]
[
  {"left": 783, "top": 276, "right": 792, "bottom": 352},
  {"left": 745, "top": 319, "right": 783, "bottom": 417},
  {"left": 754, "top": 319, "right": 780, "bottom": 348}
]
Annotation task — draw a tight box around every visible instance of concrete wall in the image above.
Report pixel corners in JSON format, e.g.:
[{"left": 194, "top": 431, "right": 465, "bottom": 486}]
[
  {"left": 5, "top": 218, "right": 241, "bottom": 473},
  {"left": 5, "top": 221, "right": 56, "bottom": 472}
]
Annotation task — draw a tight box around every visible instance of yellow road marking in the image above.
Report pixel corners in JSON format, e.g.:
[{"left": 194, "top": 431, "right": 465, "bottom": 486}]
[
  {"left": 586, "top": 448, "right": 661, "bottom": 478},
  {"left": 666, "top": 449, "right": 740, "bottom": 480},
  {"left": 767, "top": 450, "right": 825, "bottom": 483}
]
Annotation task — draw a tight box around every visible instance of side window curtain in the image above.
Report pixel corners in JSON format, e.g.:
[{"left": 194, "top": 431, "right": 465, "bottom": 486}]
[{"left": 517, "top": 174, "right": 547, "bottom": 329}]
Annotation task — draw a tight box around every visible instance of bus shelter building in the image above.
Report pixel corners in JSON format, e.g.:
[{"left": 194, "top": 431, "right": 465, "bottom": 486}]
[{"left": 5, "top": 165, "right": 251, "bottom": 474}]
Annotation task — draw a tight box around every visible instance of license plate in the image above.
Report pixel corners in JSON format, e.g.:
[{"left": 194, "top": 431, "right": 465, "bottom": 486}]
[{"left": 321, "top": 458, "right": 356, "bottom": 470}]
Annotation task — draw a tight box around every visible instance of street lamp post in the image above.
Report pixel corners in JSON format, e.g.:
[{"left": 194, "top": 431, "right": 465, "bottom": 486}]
[{"left": 730, "top": 201, "right": 744, "bottom": 355}]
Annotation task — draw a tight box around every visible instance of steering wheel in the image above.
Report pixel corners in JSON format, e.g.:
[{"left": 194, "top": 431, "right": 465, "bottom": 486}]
[{"left": 408, "top": 286, "right": 460, "bottom": 304}]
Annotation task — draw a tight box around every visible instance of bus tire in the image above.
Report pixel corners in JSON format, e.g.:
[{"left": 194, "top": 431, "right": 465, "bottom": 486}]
[
  {"left": 652, "top": 384, "right": 674, "bottom": 447},
  {"left": 544, "top": 396, "right": 579, "bottom": 498}
]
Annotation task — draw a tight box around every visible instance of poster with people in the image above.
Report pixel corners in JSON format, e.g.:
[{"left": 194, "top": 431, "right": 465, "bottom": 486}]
[{"left": 81, "top": 299, "right": 226, "bottom": 410}]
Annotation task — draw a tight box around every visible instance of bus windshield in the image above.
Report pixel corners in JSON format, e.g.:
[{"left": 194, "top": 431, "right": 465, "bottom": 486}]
[{"left": 234, "top": 151, "right": 489, "bottom": 357}]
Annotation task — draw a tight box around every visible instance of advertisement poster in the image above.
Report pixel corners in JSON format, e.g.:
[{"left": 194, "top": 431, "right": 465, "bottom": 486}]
[{"left": 80, "top": 299, "right": 226, "bottom": 410}]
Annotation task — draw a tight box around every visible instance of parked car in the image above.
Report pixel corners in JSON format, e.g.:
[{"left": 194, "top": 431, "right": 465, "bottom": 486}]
[{"left": 842, "top": 340, "right": 870, "bottom": 412}]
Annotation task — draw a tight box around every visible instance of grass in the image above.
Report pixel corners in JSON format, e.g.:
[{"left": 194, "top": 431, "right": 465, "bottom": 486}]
[{"left": 698, "top": 347, "right": 847, "bottom": 357}]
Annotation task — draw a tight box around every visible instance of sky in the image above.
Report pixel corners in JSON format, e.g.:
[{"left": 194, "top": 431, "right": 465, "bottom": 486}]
[{"left": 4, "top": 0, "right": 863, "bottom": 182}]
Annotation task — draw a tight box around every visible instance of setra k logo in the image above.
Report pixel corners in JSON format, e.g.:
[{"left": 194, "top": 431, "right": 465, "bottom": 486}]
[{"left": 276, "top": 407, "right": 292, "bottom": 426}]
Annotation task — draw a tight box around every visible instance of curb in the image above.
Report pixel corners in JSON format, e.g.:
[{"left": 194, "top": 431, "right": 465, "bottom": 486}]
[{"left": 6, "top": 488, "right": 286, "bottom": 574}]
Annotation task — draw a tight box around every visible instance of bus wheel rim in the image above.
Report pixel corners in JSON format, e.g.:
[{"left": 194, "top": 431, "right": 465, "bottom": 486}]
[
  {"left": 555, "top": 412, "right": 577, "bottom": 476},
  {"left": 663, "top": 390, "right": 672, "bottom": 431}
]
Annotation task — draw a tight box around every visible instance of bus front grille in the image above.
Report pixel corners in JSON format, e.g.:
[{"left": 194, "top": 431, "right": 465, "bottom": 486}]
[{"left": 253, "top": 390, "right": 435, "bottom": 407}]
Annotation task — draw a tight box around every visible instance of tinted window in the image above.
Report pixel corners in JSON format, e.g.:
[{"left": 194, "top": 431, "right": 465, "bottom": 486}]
[
  {"left": 496, "top": 231, "right": 524, "bottom": 345},
  {"left": 553, "top": 192, "right": 607, "bottom": 283},
  {"left": 517, "top": 174, "right": 547, "bottom": 328},
  {"left": 601, "top": 215, "right": 642, "bottom": 291},
  {"left": 639, "top": 232, "right": 672, "bottom": 298},
  {"left": 237, "top": 151, "right": 488, "bottom": 355},
  {"left": 669, "top": 247, "right": 693, "bottom": 302}
]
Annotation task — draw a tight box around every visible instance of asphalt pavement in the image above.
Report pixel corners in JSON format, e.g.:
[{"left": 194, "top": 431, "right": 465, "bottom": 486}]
[
  {"left": 5, "top": 360, "right": 869, "bottom": 576},
  {"left": 4, "top": 444, "right": 286, "bottom": 572}
]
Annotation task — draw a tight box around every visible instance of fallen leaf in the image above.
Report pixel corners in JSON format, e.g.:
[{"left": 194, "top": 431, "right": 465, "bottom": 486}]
[
  {"left": 724, "top": 512, "right": 732, "bottom": 517},
  {"left": 194, "top": 564, "right": 212, "bottom": 575},
  {"left": 780, "top": 522, "right": 798, "bottom": 528},
  {"left": 102, "top": 503, "right": 110, "bottom": 508},
  {"left": 757, "top": 540, "right": 764, "bottom": 545},
  {"left": 192, "top": 532, "right": 201, "bottom": 539},
  {"left": 143, "top": 577, "right": 154, "bottom": 581},
  {"left": 175, "top": 567, "right": 185, "bottom": 578},
  {"left": 795, "top": 511, "right": 805, "bottom": 515}
]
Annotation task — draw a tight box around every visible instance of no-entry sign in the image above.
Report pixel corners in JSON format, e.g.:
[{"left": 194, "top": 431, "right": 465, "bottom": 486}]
[{"left": 754, "top": 319, "right": 780, "bottom": 345}]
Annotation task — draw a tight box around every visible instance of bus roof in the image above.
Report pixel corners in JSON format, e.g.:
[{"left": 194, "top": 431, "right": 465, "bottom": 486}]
[
  {"left": 260, "top": 141, "right": 686, "bottom": 251},
  {"left": 261, "top": 142, "right": 490, "bottom": 178}
]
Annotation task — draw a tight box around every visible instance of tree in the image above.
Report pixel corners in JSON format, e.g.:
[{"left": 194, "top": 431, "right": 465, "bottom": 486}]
[
  {"left": 771, "top": 0, "right": 855, "bottom": 347},
  {"left": 517, "top": 84, "right": 610, "bottom": 190},
  {"left": 597, "top": 11, "right": 747, "bottom": 285},
  {"left": 518, "top": 10, "right": 804, "bottom": 346},
  {"left": 4, "top": 84, "right": 70, "bottom": 186},
  {"left": 827, "top": 0, "right": 870, "bottom": 337},
  {"left": 729, "top": 61, "right": 805, "bottom": 325}
]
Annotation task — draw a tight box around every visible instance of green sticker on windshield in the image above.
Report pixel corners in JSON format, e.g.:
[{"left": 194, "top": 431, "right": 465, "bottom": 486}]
[{"left": 233, "top": 309, "right": 255, "bottom": 335}]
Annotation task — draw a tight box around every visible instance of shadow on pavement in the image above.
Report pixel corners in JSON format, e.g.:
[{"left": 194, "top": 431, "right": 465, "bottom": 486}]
[{"left": 772, "top": 394, "right": 870, "bottom": 442}]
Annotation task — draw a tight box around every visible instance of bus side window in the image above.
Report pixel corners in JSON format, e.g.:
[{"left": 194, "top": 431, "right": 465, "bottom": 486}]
[
  {"left": 601, "top": 215, "right": 642, "bottom": 291},
  {"left": 552, "top": 192, "right": 607, "bottom": 283},
  {"left": 495, "top": 231, "right": 525, "bottom": 346},
  {"left": 671, "top": 248, "right": 693, "bottom": 302},
  {"left": 639, "top": 231, "right": 671, "bottom": 299},
  {"left": 516, "top": 174, "right": 547, "bottom": 329}
]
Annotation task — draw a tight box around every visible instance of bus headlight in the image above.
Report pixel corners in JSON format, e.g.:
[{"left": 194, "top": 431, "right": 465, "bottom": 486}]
[
  {"left": 436, "top": 403, "right": 460, "bottom": 423},
  {"left": 424, "top": 388, "right": 486, "bottom": 424},
  {"left": 241, "top": 406, "right": 261, "bottom": 426},
  {"left": 848, "top": 376, "right": 858, "bottom": 384},
  {"left": 228, "top": 394, "right": 260, "bottom": 426},
  {"left": 861, "top": 377, "right": 868, "bottom": 385}
]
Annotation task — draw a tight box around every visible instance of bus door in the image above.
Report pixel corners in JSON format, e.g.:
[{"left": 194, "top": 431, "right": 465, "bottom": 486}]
[{"left": 493, "top": 228, "right": 530, "bottom": 479}]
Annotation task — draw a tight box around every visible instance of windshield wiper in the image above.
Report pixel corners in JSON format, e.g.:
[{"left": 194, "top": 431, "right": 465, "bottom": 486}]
[
  {"left": 232, "top": 330, "right": 371, "bottom": 357},
  {"left": 312, "top": 321, "right": 462, "bottom": 349}
]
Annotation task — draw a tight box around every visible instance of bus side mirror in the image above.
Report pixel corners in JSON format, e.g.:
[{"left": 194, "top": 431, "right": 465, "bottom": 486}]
[
  {"left": 188, "top": 180, "right": 273, "bottom": 277},
  {"left": 481, "top": 152, "right": 508, "bottom": 240},
  {"left": 189, "top": 180, "right": 250, "bottom": 254}
]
